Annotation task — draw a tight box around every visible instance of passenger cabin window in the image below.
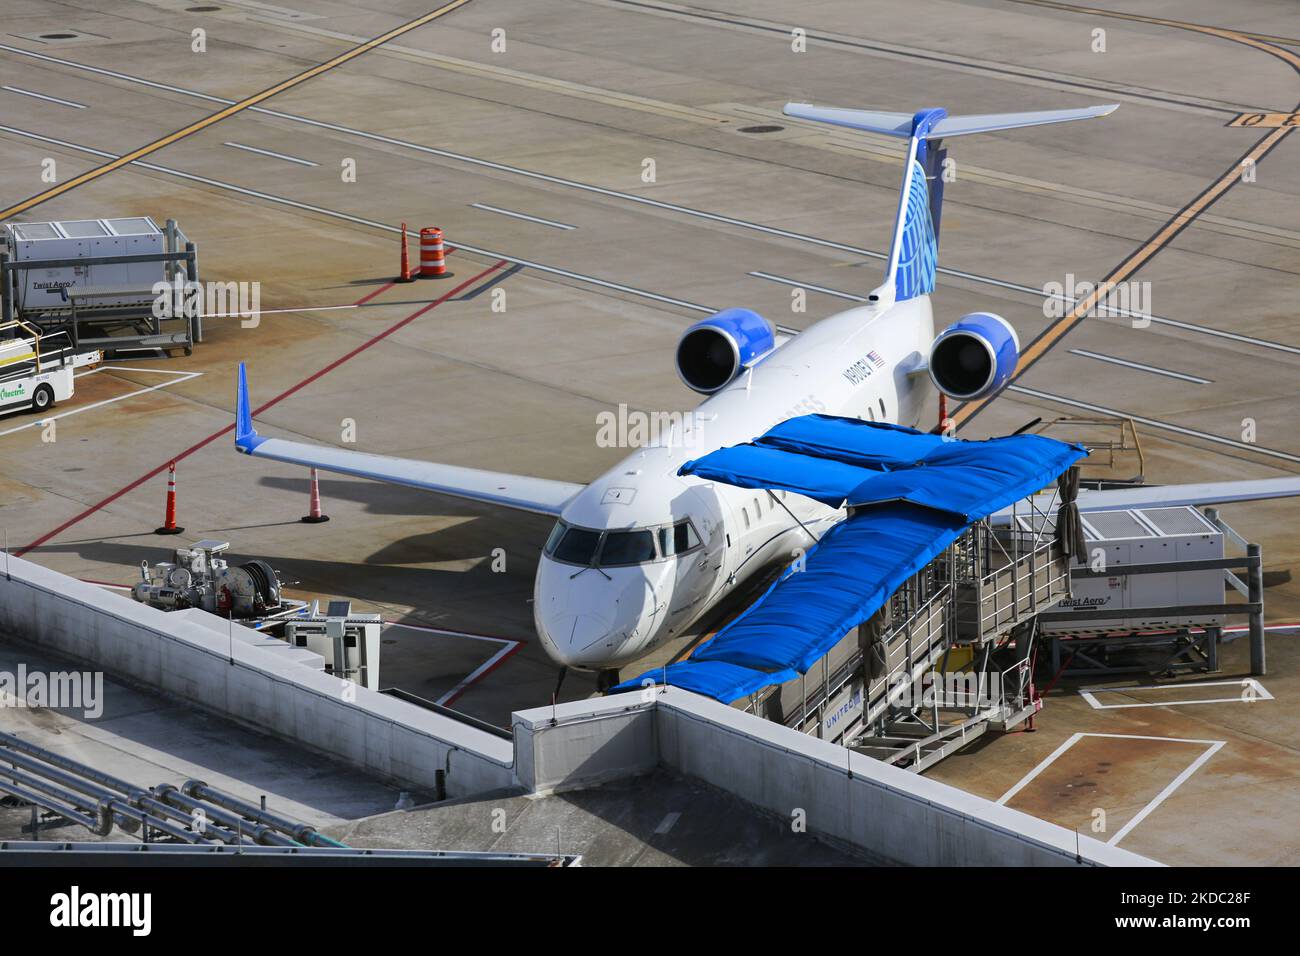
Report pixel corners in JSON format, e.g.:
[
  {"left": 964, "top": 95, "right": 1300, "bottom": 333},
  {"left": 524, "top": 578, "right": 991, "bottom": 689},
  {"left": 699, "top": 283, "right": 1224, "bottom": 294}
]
[
  {"left": 742, "top": 507, "right": 750, "bottom": 529},
  {"left": 878, "top": 398, "right": 887, "bottom": 417},
  {"left": 753, "top": 497, "right": 762, "bottom": 518}
]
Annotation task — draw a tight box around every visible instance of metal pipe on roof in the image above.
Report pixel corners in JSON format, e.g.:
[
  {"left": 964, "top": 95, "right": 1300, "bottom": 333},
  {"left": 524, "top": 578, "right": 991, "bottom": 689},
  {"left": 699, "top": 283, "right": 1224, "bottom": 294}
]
[
  {"left": 2, "top": 729, "right": 145, "bottom": 795},
  {"left": 0, "top": 777, "right": 101, "bottom": 834},
  {"left": 0, "top": 731, "right": 326, "bottom": 847},
  {"left": 0, "top": 740, "right": 238, "bottom": 844},
  {"left": 0, "top": 762, "right": 209, "bottom": 843},
  {"left": 180, "top": 779, "right": 344, "bottom": 847},
  {"left": 151, "top": 784, "right": 295, "bottom": 847},
  {"left": 0, "top": 762, "right": 115, "bottom": 834}
]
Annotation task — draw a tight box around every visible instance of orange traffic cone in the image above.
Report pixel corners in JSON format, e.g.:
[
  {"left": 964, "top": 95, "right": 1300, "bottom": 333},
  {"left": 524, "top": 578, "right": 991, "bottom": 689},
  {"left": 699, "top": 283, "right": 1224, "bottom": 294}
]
[
  {"left": 300, "top": 467, "right": 330, "bottom": 524},
  {"left": 155, "top": 461, "right": 184, "bottom": 535},
  {"left": 396, "top": 222, "right": 415, "bottom": 283},
  {"left": 419, "top": 226, "right": 452, "bottom": 279}
]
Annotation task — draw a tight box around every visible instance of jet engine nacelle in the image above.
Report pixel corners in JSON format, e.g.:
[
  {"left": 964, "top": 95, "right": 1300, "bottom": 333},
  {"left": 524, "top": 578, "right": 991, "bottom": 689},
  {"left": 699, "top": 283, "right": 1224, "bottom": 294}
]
[
  {"left": 928, "top": 312, "right": 1020, "bottom": 401},
  {"left": 675, "top": 308, "right": 774, "bottom": 394}
]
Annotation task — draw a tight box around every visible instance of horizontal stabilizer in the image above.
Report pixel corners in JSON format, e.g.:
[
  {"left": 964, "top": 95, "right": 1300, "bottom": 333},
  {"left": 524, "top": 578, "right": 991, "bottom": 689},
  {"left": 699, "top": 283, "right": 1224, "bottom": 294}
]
[
  {"left": 782, "top": 102, "right": 1118, "bottom": 139},
  {"left": 781, "top": 104, "right": 915, "bottom": 137},
  {"left": 928, "top": 105, "right": 1119, "bottom": 137}
]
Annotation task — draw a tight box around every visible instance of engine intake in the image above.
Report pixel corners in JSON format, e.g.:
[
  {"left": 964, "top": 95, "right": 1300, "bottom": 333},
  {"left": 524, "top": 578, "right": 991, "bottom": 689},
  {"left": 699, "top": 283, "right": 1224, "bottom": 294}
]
[
  {"left": 928, "top": 312, "right": 1019, "bottom": 401},
  {"left": 675, "top": 308, "right": 774, "bottom": 394}
]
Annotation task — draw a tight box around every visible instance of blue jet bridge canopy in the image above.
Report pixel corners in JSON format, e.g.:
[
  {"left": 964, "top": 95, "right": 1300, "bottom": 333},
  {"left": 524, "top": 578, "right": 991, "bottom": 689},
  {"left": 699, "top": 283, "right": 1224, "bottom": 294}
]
[{"left": 612, "top": 414, "right": 1085, "bottom": 702}]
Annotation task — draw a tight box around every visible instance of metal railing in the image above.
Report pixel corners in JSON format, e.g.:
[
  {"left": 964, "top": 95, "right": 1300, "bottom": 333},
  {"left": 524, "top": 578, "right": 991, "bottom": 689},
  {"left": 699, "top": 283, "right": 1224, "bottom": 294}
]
[{"left": 743, "top": 516, "right": 1070, "bottom": 763}]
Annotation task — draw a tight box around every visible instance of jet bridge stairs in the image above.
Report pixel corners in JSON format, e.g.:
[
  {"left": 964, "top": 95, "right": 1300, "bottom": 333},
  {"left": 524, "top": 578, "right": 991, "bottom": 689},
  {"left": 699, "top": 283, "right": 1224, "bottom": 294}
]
[{"left": 745, "top": 501, "right": 1070, "bottom": 773}]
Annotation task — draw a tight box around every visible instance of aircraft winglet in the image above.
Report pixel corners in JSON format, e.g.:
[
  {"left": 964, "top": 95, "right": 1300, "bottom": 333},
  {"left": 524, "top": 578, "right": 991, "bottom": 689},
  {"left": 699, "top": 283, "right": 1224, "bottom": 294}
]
[{"left": 234, "top": 362, "right": 265, "bottom": 453}]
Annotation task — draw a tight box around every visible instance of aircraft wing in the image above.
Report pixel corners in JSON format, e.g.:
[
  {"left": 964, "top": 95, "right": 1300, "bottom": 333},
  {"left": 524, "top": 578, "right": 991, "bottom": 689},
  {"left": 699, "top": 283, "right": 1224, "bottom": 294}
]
[
  {"left": 1075, "top": 478, "right": 1300, "bottom": 512},
  {"left": 992, "top": 476, "right": 1300, "bottom": 522},
  {"left": 233, "top": 364, "right": 583, "bottom": 517}
]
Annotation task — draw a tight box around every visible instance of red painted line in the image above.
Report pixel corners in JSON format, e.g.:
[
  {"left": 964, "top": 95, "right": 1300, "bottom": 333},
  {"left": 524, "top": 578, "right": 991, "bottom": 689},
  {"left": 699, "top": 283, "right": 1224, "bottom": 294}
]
[
  {"left": 441, "top": 639, "right": 525, "bottom": 708},
  {"left": 1039, "top": 652, "right": 1075, "bottom": 696},
  {"left": 17, "top": 261, "right": 507, "bottom": 556},
  {"left": 353, "top": 280, "right": 397, "bottom": 306}
]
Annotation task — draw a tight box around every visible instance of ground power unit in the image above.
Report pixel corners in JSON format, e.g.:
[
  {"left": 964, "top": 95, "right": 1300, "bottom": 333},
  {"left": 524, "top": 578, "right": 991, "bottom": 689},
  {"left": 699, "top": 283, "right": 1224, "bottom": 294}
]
[
  {"left": 3, "top": 218, "right": 168, "bottom": 316},
  {"left": 1039, "top": 506, "right": 1225, "bottom": 635}
]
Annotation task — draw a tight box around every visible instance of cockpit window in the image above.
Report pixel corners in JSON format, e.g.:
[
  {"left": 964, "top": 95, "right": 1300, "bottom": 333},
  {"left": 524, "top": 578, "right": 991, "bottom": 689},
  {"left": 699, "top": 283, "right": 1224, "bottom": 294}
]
[
  {"left": 599, "top": 530, "right": 656, "bottom": 566},
  {"left": 545, "top": 518, "right": 701, "bottom": 567},
  {"left": 659, "top": 520, "right": 701, "bottom": 557},
  {"left": 551, "top": 524, "right": 602, "bottom": 565},
  {"left": 544, "top": 521, "right": 567, "bottom": 555}
]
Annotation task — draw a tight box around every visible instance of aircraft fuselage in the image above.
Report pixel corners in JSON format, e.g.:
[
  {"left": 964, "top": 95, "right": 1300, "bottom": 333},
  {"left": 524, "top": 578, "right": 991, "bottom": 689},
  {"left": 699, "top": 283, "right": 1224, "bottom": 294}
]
[{"left": 533, "top": 294, "right": 936, "bottom": 671}]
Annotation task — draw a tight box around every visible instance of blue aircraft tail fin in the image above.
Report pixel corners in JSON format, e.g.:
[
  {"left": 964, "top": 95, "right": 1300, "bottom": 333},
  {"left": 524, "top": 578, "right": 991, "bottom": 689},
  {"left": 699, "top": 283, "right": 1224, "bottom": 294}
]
[{"left": 782, "top": 103, "right": 1117, "bottom": 303}]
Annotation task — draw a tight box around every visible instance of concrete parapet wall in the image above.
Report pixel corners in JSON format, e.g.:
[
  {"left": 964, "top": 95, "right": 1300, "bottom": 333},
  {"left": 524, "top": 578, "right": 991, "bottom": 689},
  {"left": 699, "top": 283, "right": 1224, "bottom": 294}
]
[
  {"left": 515, "top": 688, "right": 1160, "bottom": 867},
  {"left": 2, "top": 555, "right": 1158, "bottom": 864},
  {"left": 0, "top": 555, "right": 514, "bottom": 798}
]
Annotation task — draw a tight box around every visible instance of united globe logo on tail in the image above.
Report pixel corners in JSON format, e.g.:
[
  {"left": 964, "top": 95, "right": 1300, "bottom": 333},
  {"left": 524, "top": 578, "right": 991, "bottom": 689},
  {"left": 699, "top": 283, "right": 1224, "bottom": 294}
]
[{"left": 894, "top": 160, "right": 938, "bottom": 301}]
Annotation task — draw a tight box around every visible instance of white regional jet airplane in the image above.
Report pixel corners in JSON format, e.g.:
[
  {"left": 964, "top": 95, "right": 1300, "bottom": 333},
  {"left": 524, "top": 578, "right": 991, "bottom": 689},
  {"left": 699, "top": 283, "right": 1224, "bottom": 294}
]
[{"left": 236, "top": 102, "right": 1300, "bottom": 690}]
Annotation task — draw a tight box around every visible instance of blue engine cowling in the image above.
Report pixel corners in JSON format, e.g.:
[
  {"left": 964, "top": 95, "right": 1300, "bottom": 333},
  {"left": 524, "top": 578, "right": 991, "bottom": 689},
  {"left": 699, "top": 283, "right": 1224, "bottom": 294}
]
[
  {"left": 675, "top": 308, "right": 775, "bottom": 394},
  {"left": 927, "top": 312, "right": 1020, "bottom": 401}
]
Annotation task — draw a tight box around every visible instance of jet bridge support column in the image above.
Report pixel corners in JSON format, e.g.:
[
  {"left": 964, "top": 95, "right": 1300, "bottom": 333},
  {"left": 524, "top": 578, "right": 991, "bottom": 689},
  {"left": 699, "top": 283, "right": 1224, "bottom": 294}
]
[{"left": 1248, "top": 543, "right": 1265, "bottom": 676}]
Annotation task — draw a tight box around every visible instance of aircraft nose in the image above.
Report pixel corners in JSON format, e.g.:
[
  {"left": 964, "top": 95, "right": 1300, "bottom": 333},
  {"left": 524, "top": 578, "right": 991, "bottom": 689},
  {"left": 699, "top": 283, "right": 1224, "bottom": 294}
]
[
  {"left": 538, "top": 610, "right": 617, "bottom": 668},
  {"left": 534, "top": 558, "right": 658, "bottom": 669}
]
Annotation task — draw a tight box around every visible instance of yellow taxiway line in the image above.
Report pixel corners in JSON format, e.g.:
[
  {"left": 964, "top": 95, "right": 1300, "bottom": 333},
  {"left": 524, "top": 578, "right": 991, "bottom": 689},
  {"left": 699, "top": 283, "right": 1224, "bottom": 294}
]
[{"left": 0, "top": 0, "right": 474, "bottom": 222}]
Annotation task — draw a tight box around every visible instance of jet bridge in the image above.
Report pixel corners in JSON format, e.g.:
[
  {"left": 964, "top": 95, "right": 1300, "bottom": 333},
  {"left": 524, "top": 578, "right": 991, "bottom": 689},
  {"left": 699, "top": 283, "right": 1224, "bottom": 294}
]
[
  {"left": 613, "top": 414, "right": 1087, "bottom": 772},
  {"left": 748, "top": 502, "right": 1070, "bottom": 772}
]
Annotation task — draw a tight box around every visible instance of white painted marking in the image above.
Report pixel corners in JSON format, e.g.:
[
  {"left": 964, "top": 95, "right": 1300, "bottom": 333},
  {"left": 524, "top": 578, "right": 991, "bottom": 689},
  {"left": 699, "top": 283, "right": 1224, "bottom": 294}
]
[
  {"left": 471, "top": 203, "right": 575, "bottom": 230},
  {"left": 3, "top": 44, "right": 1296, "bottom": 357},
  {"left": 0, "top": 125, "right": 714, "bottom": 316},
  {"left": 654, "top": 811, "right": 681, "bottom": 835},
  {"left": 223, "top": 141, "right": 318, "bottom": 167},
  {"left": 996, "top": 732, "right": 1084, "bottom": 806},
  {"left": 1007, "top": 384, "right": 1300, "bottom": 464},
  {"left": 1079, "top": 679, "right": 1273, "bottom": 709},
  {"left": 0, "top": 368, "right": 202, "bottom": 438},
  {"left": 749, "top": 268, "right": 1300, "bottom": 357},
  {"left": 76, "top": 364, "right": 198, "bottom": 378},
  {"left": 3, "top": 85, "right": 85, "bottom": 108},
  {"left": 2, "top": 85, "right": 86, "bottom": 109},
  {"left": 383, "top": 621, "right": 515, "bottom": 645},
  {"left": 748, "top": 271, "right": 865, "bottom": 302},
  {"left": 205, "top": 305, "right": 358, "bottom": 318},
  {"left": 1107, "top": 739, "right": 1224, "bottom": 846},
  {"left": 996, "top": 732, "right": 1225, "bottom": 847},
  {"left": 1067, "top": 348, "right": 1212, "bottom": 384},
  {"left": 380, "top": 622, "right": 521, "bottom": 707}
]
